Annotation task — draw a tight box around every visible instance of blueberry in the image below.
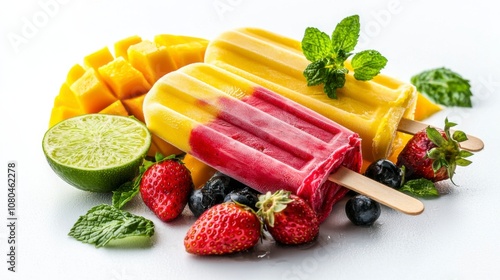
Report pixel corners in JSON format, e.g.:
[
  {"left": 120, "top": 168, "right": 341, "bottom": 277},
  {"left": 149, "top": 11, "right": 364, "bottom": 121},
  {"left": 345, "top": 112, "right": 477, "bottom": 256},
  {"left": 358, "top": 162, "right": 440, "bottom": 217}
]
[
  {"left": 364, "top": 159, "right": 404, "bottom": 189},
  {"left": 345, "top": 195, "right": 381, "bottom": 226},
  {"left": 188, "top": 189, "right": 207, "bottom": 218},
  {"left": 223, "top": 187, "right": 260, "bottom": 210},
  {"left": 188, "top": 172, "right": 248, "bottom": 217}
]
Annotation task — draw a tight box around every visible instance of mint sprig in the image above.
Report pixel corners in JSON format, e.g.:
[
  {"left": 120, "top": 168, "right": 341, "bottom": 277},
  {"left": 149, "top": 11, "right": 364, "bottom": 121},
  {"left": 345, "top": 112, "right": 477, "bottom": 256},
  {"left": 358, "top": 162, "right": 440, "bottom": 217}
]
[
  {"left": 411, "top": 67, "right": 473, "bottom": 107},
  {"left": 301, "top": 15, "right": 387, "bottom": 99},
  {"left": 69, "top": 204, "right": 155, "bottom": 248}
]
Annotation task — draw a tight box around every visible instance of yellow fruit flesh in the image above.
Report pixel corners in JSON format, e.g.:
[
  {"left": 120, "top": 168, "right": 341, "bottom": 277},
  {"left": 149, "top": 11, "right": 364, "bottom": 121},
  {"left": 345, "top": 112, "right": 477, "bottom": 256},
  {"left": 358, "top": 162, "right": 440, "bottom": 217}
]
[
  {"left": 127, "top": 40, "right": 177, "bottom": 85},
  {"left": 99, "top": 100, "right": 129, "bottom": 116},
  {"left": 183, "top": 154, "right": 217, "bottom": 189},
  {"left": 98, "top": 57, "right": 151, "bottom": 100},
  {"left": 114, "top": 35, "right": 142, "bottom": 60},
  {"left": 48, "top": 34, "right": 209, "bottom": 158},
  {"left": 70, "top": 68, "right": 117, "bottom": 113},
  {"left": 66, "top": 64, "right": 86, "bottom": 85},
  {"left": 414, "top": 92, "right": 443, "bottom": 121}
]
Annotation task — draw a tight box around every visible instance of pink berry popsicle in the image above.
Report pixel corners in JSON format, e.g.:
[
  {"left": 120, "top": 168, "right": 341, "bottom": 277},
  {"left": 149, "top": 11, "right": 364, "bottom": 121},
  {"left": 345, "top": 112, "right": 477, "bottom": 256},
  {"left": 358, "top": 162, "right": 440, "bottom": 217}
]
[{"left": 143, "top": 63, "right": 424, "bottom": 222}]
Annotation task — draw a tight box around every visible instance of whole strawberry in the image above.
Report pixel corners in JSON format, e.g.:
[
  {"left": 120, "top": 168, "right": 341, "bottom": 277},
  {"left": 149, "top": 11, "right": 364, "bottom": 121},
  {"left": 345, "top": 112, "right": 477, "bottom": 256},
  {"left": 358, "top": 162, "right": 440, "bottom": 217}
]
[
  {"left": 140, "top": 154, "right": 193, "bottom": 222},
  {"left": 256, "top": 190, "right": 319, "bottom": 245},
  {"left": 397, "top": 118, "right": 473, "bottom": 183},
  {"left": 184, "top": 202, "right": 261, "bottom": 255}
]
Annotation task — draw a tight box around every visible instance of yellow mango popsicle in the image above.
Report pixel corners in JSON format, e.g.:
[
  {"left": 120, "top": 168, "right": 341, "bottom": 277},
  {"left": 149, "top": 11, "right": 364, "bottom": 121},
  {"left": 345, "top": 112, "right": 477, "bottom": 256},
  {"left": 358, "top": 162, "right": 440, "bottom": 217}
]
[{"left": 205, "top": 27, "right": 417, "bottom": 162}]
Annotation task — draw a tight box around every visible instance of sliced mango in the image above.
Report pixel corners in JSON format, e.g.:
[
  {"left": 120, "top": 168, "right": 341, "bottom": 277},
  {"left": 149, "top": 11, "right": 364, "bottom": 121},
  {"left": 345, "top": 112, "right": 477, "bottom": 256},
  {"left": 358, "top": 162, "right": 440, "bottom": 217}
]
[
  {"left": 122, "top": 94, "right": 146, "bottom": 122},
  {"left": 146, "top": 141, "right": 161, "bottom": 158},
  {"left": 127, "top": 40, "right": 177, "bottom": 85},
  {"left": 154, "top": 34, "right": 208, "bottom": 46},
  {"left": 155, "top": 35, "right": 209, "bottom": 68},
  {"left": 48, "top": 106, "right": 82, "bottom": 127},
  {"left": 49, "top": 33, "right": 210, "bottom": 158},
  {"left": 183, "top": 154, "right": 217, "bottom": 189},
  {"left": 99, "top": 100, "right": 129, "bottom": 116},
  {"left": 114, "top": 35, "right": 142, "bottom": 60},
  {"left": 65, "top": 64, "right": 86, "bottom": 85},
  {"left": 70, "top": 68, "right": 117, "bottom": 113},
  {"left": 98, "top": 57, "right": 151, "bottom": 99},
  {"left": 414, "top": 92, "right": 443, "bottom": 121},
  {"left": 170, "top": 42, "right": 208, "bottom": 68},
  {"left": 53, "top": 83, "right": 81, "bottom": 109},
  {"left": 83, "top": 46, "right": 114, "bottom": 70}
]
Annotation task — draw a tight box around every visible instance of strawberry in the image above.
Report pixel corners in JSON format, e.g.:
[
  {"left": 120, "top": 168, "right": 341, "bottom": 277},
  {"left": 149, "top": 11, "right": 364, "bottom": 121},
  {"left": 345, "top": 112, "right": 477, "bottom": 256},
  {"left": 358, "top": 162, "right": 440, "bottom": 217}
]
[
  {"left": 256, "top": 190, "right": 319, "bottom": 245},
  {"left": 397, "top": 118, "right": 473, "bottom": 183},
  {"left": 184, "top": 202, "right": 261, "bottom": 255},
  {"left": 140, "top": 153, "right": 194, "bottom": 222}
]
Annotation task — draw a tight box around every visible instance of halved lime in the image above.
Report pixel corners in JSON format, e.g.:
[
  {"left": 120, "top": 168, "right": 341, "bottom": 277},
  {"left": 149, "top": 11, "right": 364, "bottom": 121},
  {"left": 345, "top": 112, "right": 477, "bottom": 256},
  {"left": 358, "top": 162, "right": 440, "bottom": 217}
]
[{"left": 42, "top": 114, "right": 151, "bottom": 192}]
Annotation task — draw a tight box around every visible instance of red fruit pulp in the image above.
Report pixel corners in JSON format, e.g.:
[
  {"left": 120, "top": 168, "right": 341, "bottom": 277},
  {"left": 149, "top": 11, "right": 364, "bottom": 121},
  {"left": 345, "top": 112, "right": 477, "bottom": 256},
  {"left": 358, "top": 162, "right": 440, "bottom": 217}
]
[{"left": 189, "top": 86, "right": 362, "bottom": 222}]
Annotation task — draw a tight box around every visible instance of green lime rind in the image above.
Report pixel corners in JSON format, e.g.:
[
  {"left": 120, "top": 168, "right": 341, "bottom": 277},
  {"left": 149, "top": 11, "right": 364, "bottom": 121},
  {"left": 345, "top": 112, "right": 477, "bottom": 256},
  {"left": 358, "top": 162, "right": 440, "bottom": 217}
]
[{"left": 42, "top": 114, "right": 151, "bottom": 192}]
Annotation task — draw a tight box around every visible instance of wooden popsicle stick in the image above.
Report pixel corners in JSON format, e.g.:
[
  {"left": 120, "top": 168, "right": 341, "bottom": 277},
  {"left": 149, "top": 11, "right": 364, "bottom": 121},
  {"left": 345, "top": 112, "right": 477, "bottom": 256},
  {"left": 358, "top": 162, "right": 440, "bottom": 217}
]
[
  {"left": 397, "top": 118, "right": 484, "bottom": 152},
  {"left": 329, "top": 166, "right": 425, "bottom": 215}
]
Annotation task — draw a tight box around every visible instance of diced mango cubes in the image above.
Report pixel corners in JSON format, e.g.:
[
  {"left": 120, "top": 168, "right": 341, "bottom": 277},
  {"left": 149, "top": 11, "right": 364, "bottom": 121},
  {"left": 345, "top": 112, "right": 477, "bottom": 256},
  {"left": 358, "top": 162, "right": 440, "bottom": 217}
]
[
  {"left": 155, "top": 35, "right": 209, "bottom": 69},
  {"left": 121, "top": 94, "right": 146, "bottom": 122},
  {"left": 127, "top": 40, "right": 177, "bottom": 85},
  {"left": 83, "top": 46, "right": 114, "bottom": 70},
  {"left": 48, "top": 106, "right": 82, "bottom": 128},
  {"left": 70, "top": 68, "right": 117, "bottom": 113},
  {"left": 114, "top": 35, "right": 142, "bottom": 60},
  {"left": 48, "top": 33, "right": 209, "bottom": 158},
  {"left": 65, "top": 64, "right": 86, "bottom": 85},
  {"left": 98, "top": 57, "right": 151, "bottom": 99},
  {"left": 99, "top": 100, "right": 129, "bottom": 116}
]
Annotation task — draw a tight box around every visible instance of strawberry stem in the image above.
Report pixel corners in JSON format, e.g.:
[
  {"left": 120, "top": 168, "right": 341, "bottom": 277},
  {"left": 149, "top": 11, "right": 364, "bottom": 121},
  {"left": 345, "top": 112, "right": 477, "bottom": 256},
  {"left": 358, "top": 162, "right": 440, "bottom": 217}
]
[{"left": 255, "top": 190, "right": 293, "bottom": 227}]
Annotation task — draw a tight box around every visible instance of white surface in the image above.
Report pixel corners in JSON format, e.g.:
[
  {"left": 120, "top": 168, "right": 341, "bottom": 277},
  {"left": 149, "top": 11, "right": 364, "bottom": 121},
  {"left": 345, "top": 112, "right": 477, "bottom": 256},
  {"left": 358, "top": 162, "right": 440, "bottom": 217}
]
[{"left": 1, "top": 0, "right": 499, "bottom": 279}]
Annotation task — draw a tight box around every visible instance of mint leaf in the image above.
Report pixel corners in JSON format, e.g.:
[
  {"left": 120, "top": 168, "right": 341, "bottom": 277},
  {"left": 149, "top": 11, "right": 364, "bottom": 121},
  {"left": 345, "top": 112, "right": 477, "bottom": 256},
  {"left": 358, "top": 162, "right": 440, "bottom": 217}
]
[
  {"left": 351, "top": 50, "right": 388, "bottom": 81},
  {"left": 112, "top": 180, "right": 139, "bottom": 209},
  {"left": 301, "top": 15, "right": 386, "bottom": 99},
  {"left": 411, "top": 67, "right": 473, "bottom": 107},
  {"left": 324, "top": 69, "right": 347, "bottom": 98},
  {"left": 303, "top": 59, "right": 329, "bottom": 86},
  {"left": 302, "top": 27, "right": 332, "bottom": 62},
  {"left": 69, "top": 204, "right": 155, "bottom": 248},
  {"left": 400, "top": 178, "right": 439, "bottom": 197},
  {"left": 331, "top": 15, "right": 360, "bottom": 54}
]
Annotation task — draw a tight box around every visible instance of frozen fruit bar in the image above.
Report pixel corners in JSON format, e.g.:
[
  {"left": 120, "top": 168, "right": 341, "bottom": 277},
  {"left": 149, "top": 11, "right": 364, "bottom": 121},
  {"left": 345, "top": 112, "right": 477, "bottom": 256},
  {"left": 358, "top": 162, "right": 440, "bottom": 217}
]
[
  {"left": 205, "top": 27, "right": 418, "bottom": 162},
  {"left": 143, "top": 63, "right": 363, "bottom": 222}
]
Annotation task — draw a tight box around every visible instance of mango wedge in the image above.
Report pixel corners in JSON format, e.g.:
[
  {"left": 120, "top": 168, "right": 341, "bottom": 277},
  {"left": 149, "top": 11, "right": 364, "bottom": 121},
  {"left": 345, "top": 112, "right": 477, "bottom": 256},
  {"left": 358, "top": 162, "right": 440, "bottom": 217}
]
[{"left": 414, "top": 92, "right": 443, "bottom": 120}]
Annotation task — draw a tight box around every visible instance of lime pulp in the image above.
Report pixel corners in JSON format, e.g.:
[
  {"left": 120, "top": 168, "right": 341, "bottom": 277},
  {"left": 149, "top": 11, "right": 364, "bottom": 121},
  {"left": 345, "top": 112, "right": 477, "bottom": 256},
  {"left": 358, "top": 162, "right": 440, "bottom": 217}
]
[{"left": 42, "top": 114, "right": 151, "bottom": 192}]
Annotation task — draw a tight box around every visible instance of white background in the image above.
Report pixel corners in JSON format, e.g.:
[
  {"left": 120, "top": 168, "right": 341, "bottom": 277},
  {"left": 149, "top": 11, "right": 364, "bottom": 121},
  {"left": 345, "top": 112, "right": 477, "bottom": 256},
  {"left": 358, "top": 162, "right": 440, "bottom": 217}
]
[{"left": 1, "top": 0, "right": 499, "bottom": 279}]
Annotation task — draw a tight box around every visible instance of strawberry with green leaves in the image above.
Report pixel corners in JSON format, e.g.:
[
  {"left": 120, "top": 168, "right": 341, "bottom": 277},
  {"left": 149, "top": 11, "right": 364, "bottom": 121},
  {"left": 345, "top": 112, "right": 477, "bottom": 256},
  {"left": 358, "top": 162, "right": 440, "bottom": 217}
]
[
  {"left": 184, "top": 202, "right": 262, "bottom": 255},
  {"left": 257, "top": 190, "right": 319, "bottom": 245},
  {"left": 397, "top": 118, "right": 474, "bottom": 183},
  {"left": 139, "top": 153, "right": 194, "bottom": 222}
]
